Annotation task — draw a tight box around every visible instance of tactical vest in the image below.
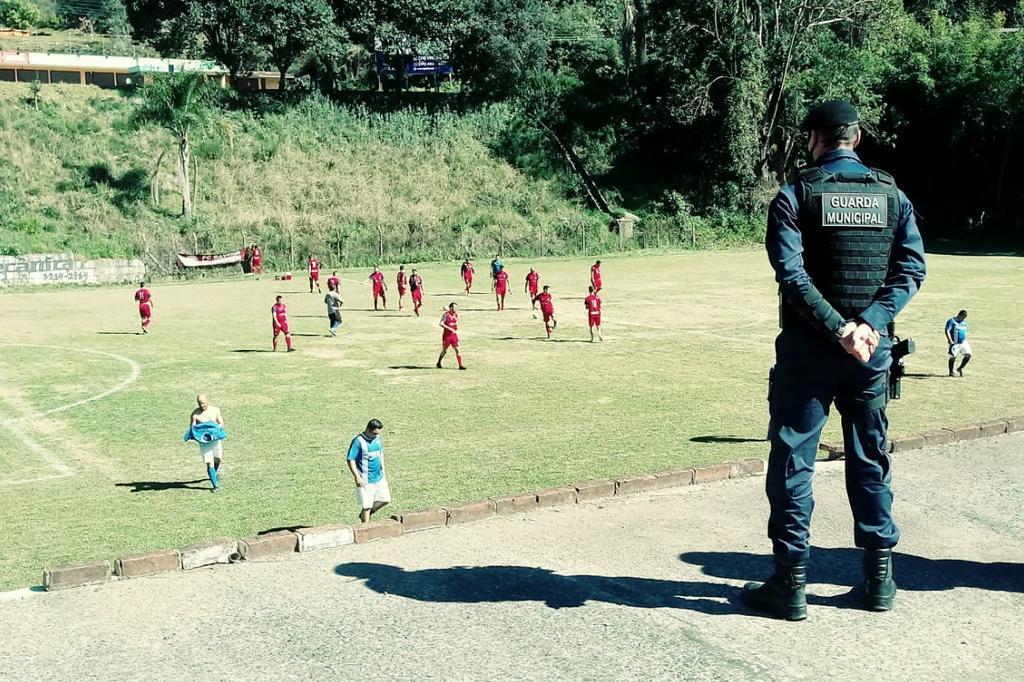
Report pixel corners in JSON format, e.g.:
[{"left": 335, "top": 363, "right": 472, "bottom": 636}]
[{"left": 780, "top": 165, "right": 900, "bottom": 329}]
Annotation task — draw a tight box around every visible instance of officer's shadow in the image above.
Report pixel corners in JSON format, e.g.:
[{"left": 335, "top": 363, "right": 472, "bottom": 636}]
[{"left": 335, "top": 548, "right": 1022, "bottom": 617}]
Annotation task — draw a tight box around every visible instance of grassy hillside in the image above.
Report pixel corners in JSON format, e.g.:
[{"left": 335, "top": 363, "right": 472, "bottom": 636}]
[{"left": 0, "top": 83, "right": 610, "bottom": 269}]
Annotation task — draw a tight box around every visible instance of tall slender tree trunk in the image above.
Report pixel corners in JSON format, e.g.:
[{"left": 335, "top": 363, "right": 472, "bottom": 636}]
[
  {"left": 178, "top": 133, "right": 192, "bottom": 219},
  {"left": 634, "top": 0, "right": 648, "bottom": 66},
  {"left": 279, "top": 67, "right": 288, "bottom": 91}
]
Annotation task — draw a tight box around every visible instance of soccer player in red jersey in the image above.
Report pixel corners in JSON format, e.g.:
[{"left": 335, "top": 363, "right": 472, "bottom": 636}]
[
  {"left": 308, "top": 255, "right": 322, "bottom": 293},
  {"left": 461, "top": 259, "right": 474, "bottom": 294},
  {"left": 396, "top": 265, "right": 408, "bottom": 310},
  {"left": 409, "top": 269, "right": 425, "bottom": 316},
  {"left": 590, "top": 259, "right": 603, "bottom": 293},
  {"left": 535, "top": 285, "right": 557, "bottom": 338},
  {"left": 368, "top": 266, "right": 388, "bottom": 310},
  {"left": 250, "top": 244, "right": 263, "bottom": 275},
  {"left": 327, "top": 271, "right": 341, "bottom": 292},
  {"left": 437, "top": 302, "right": 466, "bottom": 370},
  {"left": 584, "top": 285, "right": 603, "bottom": 342},
  {"left": 525, "top": 267, "right": 540, "bottom": 309},
  {"left": 133, "top": 281, "right": 154, "bottom": 334},
  {"left": 494, "top": 268, "right": 510, "bottom": 310},
  {"left": 271, "top": 295, "right": 295, "bottom": 351}
]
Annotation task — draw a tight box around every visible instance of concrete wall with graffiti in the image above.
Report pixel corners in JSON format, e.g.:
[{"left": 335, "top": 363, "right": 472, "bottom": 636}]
[{"left": 0, "top": 253, "right": 145, "bottom": 287}]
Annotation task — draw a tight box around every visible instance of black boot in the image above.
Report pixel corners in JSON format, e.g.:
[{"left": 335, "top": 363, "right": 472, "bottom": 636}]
[
  {"left": 741, "top": 561, "right": 807, "bottom": 621},
  {"left": 863, "top": 548, "right": 896, "bottom": 611}
]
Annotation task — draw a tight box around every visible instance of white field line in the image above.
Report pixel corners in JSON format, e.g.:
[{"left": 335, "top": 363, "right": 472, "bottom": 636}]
[
  {"left": 0, "top": 344, "right": 141, "bottom": 424},
  {"left": 0, "top": 344, "right": 140, "bottom": 484}
]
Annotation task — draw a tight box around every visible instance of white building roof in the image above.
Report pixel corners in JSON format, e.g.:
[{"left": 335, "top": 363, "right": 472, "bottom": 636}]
[{"left": 0, "top": 50, "right": 228, "bottom": 74}]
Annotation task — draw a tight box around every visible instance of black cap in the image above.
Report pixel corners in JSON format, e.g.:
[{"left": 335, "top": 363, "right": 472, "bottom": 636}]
[{"left": 802, "top": 99, "right": 859, "bottom": 132}]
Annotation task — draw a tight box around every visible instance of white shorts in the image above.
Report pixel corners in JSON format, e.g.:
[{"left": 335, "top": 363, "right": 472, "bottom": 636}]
[
  {"left": 949, "top": 341, "right": 972, "bottom": 358},
  {"left": 356, "top": 478, "right": 391, "bottom": 510},
  {"left": 199, "top": 440, "right": 223, "bottom": 465}
]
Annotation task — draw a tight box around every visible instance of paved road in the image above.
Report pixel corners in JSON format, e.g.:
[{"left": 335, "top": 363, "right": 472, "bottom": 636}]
[{"left": 2, "top": 433, "right": 1022, "bottom": 681}]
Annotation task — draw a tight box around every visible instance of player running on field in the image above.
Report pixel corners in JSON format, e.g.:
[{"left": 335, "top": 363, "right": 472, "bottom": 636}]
[
  {"left": 490, "top": 255, "right": 503, "bottom": 289},
  {"left": 590, "top": 259, "right": 603, "bottom": 293},
  {"left": 271, "top": 295, "right": 295, "bottom": 352},
  {"left": 535, "top": 285, "right": 557, "bottom": 338},
  {"left": 250, "top": 244, "right": 263, "bottom": 275},
  {"left": 134, "top": 281, "right": 153, "bottom": 334},
  {"left": 347, "top": 419, "right": 391, "bottom": 523},
  {"left": 461, "top": 259, "right": 474, "bottom": 294},
  {"left": 585, "top": 285, "right": 603, "bottom": 342},
  {"left": 184, "top": 394, "right": 227, "bottom": 493},
  {"left": 409, "top": 269, "right": 425, "bottom": 317},
  {"left": 327, "top": 271, "right": 341, "bottom": 292},
  {"left": 945, "top": 309, "right": 971, "bottom": 377},
  {"left": 437, "top": 302, "right": 467, "bottom": 370},
  {"left": 396, "top": 265, "right": 408, "bottom": 310},
  {"left": 525, "top": 267, "right": 540, "bottom": 309},
  {"left": 494, "top": 268, "right": 510, "bottom": 311},
  {"left": 368, "top": 266, "right": 388, "bottom": 310},
  {"left": 308, "top": 255, "right": 322, "bottom": 293}
]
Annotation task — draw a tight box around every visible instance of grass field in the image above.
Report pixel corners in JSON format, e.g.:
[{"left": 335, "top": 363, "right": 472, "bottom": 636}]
[{"left": 0, "top": 250, "right": 1021, "bottom": 590}]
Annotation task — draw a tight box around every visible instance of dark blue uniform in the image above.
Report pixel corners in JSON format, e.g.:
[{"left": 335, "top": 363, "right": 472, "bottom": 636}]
[{"left": 765, "top": 149, "right": 926, "bottom": 565}]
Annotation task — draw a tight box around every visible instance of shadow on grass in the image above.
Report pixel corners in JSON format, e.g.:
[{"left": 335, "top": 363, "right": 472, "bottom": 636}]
[
  {"left": 334, "top": 562, "right": 739, "bottom": 615},
  {"left": 290, "top": 333, "right": 323, "bottom": 338},
  {"left": 115, "top": 479, "right": 209, "bottom": 493},
  {"left": 259, "top": 526, "right": 307, "bottom": 535},
  {"left": 230, "top": 349, "right": 275, "bottom": 353},
  {"left": 680, "top": 547, "right": 1024, "bottom": 598},
  {"left": 387, "top": 365, "right": 438, "bottom": 370},
  {"left": 690, "top": 436, "right": 767, "bottom": 444},
  {"left": 97, "top": 331, "right": 142, "bottom": 335},
  {"left": 904, "top": 372, "right": 947, "bottom": 380}
]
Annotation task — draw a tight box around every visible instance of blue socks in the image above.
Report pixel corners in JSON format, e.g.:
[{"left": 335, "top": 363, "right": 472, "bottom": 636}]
[{"left": 207, "top": 465, "right": 220, "bottom": 489}]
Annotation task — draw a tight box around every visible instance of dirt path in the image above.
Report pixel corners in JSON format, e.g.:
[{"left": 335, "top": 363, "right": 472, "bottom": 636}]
[{"left": 2, "top": 433, "right": 1022, "bottom": 680}]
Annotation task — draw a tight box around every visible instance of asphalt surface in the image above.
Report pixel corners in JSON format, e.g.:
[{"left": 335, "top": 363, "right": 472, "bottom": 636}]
[{"left": 2, "top": 433, "right": 1022, "bottom": 681}]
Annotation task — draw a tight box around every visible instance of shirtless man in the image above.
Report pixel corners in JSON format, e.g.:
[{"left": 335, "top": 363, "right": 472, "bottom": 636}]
[{"left": 185, "top": 394, "right": 227, "bottom": 492}]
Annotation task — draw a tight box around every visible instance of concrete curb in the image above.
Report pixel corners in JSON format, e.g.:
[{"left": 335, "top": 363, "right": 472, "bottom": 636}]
[
  {"left": 820, "top": 415, "right": 1022, "bottom": 460},
  {"left": 32, "top": 452, "right": 832, "bottom": 592}
]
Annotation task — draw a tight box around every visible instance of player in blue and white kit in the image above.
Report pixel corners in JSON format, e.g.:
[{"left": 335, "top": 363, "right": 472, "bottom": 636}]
[
  {"left": 945, "top": 310, "right": 971, "bottom": 377},
  {"left": 347, "top": 419, "right": 391, "bottom": 522}
]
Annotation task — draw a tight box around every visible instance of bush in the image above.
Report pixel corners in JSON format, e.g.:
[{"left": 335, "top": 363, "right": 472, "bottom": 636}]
[{"left": 0, "top": 0, "right": 40, "bottom": 29}]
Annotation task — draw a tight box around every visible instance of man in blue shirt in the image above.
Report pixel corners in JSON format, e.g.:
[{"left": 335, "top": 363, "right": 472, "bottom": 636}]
[
  {"left": 347, "top": 419, "right": 390, "bottom": 523},
  {"left": 744, "top": 100, "right": 926, "bottom": 620},
  {"left": 945, "top": 310, "right": 971, "bottom": 377}
]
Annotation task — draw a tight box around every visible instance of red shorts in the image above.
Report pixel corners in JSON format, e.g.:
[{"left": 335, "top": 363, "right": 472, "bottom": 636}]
[
  {"left": 309, "top": 273, "right": 319, "bottom": 281},
  {"left": 412, "top": 290, "right": 422, "bottom": 302},
  {"left": 373, "top": 285, "right": 385, "bottom": 297},
  {"left": 398, "top": 287, "right": 407, "bottom": 296},
  {"left": 529, "top": 287, "right": 539, "bottom": 298},
  {"left": 495, "top": 285, "right": 507, "bottom": 296},
  {"left": 138, "top": 303, "right": 152, "bottom": 319},
  {"left": 442, "top": 332, "right": 459, "bottom": 349},
  {"left": 592, "top": 278, "right": 602, "bottom": 289},
  {"left": 589, "top": 313, "right": 601, "bottom": 327},
  {"left": 541, "top": 308, "right": 554, "bottom": 323},
  {"left": 273, "top": 321, "right": 290, "bottom": 335},
  {"left": 464, "top": 275, "right": 473, "bottom": 284}
]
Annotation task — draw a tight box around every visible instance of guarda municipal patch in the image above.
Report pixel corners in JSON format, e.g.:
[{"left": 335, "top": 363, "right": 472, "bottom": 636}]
[{"left": 821, "top": 193, "right": 888, "bottom": 228}]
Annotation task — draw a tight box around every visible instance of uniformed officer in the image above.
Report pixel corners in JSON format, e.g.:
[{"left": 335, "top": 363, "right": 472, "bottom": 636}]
[{"left": 743, "top": 100, "right": 927, "bottom": 620}]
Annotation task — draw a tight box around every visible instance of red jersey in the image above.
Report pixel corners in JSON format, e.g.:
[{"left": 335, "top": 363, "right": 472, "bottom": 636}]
[
  {"left": 441, "top": 311, "right": 459, "bottom": 333},
  {"left": 462, "top": 262, "right": 474, "bottom": 279},
  {"left": 410, "top": 274, "right": 423, "bottom": 291},
  {"left": 370, "top": 272, "right": 385, "bottom": 287},
  {"left": 495, "top": 270, "right": 509, "bottom": 291},
  {"left": 591, "top": 264, "right": 602, "bottom": 281},
  {"left": 585, "top": 294, "right": 602, "bottom": 315},
  {"left": 134, "top": 288, "right": 151, "bottom": 305},
  {"left": 536, "top": 291, "right": 554, "bottom": 313},
  {"left": 272, "top": 303, "right": 288, "bottom": 324},
  {"left": 251, "top": 247, "right": 262, "bottom": 264},
  {"left": 397, "top": 271, "right": 408, "bottom": 288},
  {"left": 526, "top": 271, "right": 539, "bottom": 291},
  {"left": 308, "top": 258, "right": 320, "bottom": 276},
  {"left": 327, "top": 276, "right": 341, "bottom": 290}
]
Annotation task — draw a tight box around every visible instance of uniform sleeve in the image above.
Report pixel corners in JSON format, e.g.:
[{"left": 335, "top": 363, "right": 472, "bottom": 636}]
[
  {"left": 346, "top": 438, "right": 360, "bottom": 461},
  {"left": 765, "top": 187, "right": 846, "bottom": 337},
  {"left": 857, "top": 190, "right": 927, "bottom": 333}
]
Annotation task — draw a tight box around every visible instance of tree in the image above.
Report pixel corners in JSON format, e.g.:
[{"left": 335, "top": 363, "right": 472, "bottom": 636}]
[
  {"left": 134, "top": 72, "right": 216, "bottom": 220},
  {"left": 1, "top": 0, "right": 41, "bottom": 29},
  {"left": 255, "top": 0, "right": 337, "bottom": 89}
]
